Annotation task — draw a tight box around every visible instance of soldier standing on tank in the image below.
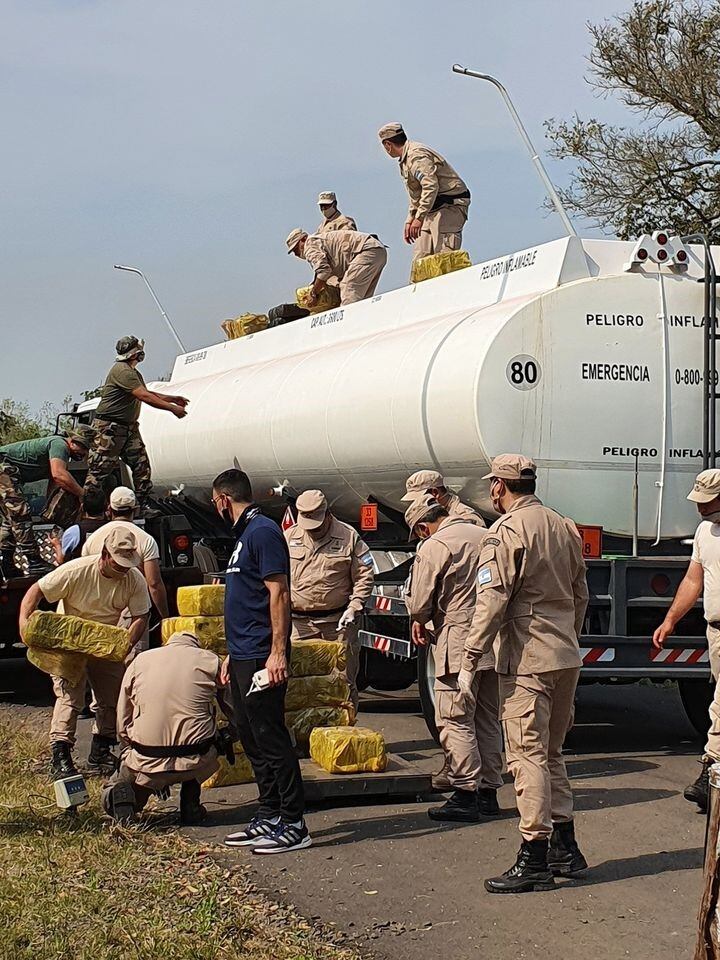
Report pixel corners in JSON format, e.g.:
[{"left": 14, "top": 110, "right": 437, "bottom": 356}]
[
  {"left": 85, "top": 337, "right": 189, "bottom": 512},
  {"left": 285, "top": 490, "right": 375, "bottom": 714},
  {"left": 461, "top": 455, "right": 589, "bottom": 893},
  {"left": 404, "top": 493, "right": 503, "bottom": 822},
  {"left": 401, "top": 469, "right": 485, "bottom": 528},
  {"left": 378, "top": 122, "right": 471, "bottom": 268},
  {"left": 316, "top": 191, "right": 357, "bottom": 235}
]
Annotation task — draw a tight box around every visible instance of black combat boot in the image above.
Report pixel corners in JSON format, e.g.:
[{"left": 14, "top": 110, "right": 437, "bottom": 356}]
[
  {"left": 180, "top": 779, "right": 207, "bottom": 825},
  {"left": 105, "top": 781, "right": 138, "bottom": 824},
  {"left": 484, "top": 839, "right": 556, "bottom": 894},
  {"left": 478, "top": 788, "right": 501, "bottom": 817},
  {"left": 49, "top": 741, "right": 78, "bottom": 781},
  {"left": 427, "top": 788, "right": 480, "bottom": 822},
  {"left": 86, "top": 735, "right": 119, "bottom": 777},
  {"left": 547, "top": 820, "right": 588, "bottom": 876},
  {"left": 684, "top": 757, "right": 713, "bottom": 813}
]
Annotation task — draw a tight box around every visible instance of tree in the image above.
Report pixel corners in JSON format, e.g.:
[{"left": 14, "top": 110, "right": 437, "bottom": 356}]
[
  {"left": 0, "top": 396, "right": 73, "bottom": 446},
  {"left": 545, "top": 0, "right": 720, "bottom": 240}
]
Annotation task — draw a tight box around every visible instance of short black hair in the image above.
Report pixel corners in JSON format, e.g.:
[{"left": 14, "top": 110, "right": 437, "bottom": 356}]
[
  {"left": 212, "top": 468, "right": 252, "bottom": 503},
  {"left": 111, "top": 506, "right": 134, "bottom": 518},
  {"left": 387, "top": 132, "right": 407, "bottom": 147},
  {"left": 420, "top": 504, "right": 449, "bottom": 525},
  {"left": 505, "top": 477, "right": 537, "bottom": 495},
  {"left": 82, "top": 488, "right": 107, "bottom": 517}
]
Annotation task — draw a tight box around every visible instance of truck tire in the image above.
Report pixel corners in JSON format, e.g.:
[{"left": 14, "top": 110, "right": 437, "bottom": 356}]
[
  {"left": 417, "top": 645, "right": 439, "bottom": 743},
  {"left": 193, "top": 544, "right": 219, "bottom": 575},
  {"left": 678, "top": 677, "right": 714, "bottom": 737}
]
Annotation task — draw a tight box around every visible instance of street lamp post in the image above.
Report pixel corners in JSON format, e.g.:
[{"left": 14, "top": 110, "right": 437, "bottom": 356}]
[
  {"left": 113, "top": 264, "right": 187, "bottom": 353},
  {"left": 452, "top": 65, "right": 578, "bottom": 238}
]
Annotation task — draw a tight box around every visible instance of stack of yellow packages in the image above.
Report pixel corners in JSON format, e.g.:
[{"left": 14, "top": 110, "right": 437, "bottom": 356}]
[
  {"left": 162, "top": 584, "right": 226, "bottom": 655},
  {"left": 411, "top": 250, "right": 472, "bottom": 284},
  {"left": 295, "top": 284, "right": 341, "bottom": 315},
  {"left": 310, "top": 726, "right": 387, "bottom": 774},
  {"left": 221, "top": 313, "right": 269, "bottom": 340},
  {"left": 24, "top": 610, "right": 131, "bottom": 685}
]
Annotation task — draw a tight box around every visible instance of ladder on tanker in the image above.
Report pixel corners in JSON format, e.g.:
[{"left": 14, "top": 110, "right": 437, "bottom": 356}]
[{"left": 691, "top": 235, "right": 720, "bottom": 468}]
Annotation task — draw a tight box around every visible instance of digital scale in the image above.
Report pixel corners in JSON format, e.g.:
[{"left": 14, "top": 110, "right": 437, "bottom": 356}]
[{"left": 54, "top": 774, "right": 89, "bottom": 810}]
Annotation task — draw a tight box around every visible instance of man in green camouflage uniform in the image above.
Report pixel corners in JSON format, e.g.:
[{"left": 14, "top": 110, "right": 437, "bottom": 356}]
[
  {"left": 85, "top": 337, "right": 189, "bottom": 509},
  {"left": 0, "top": 425, "right": 97, "bottom": 576}
]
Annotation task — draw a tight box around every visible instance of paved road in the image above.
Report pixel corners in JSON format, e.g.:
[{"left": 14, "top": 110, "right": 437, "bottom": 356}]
[{"left": 1, "top": 659, "right": 707, "bottom": 959}]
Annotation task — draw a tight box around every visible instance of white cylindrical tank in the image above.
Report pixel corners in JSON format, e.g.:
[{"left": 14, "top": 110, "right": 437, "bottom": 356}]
[{"left": 141, "top": 237, "right": 710, "bottom": 539}]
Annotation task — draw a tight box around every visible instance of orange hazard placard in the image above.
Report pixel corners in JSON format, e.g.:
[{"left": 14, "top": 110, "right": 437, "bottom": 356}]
[
  {"left": 360, "top": 503, "right": 378, "bottom": 532},
  {"left": 577, "top": 524, "right": 603, "bottom": 559}
]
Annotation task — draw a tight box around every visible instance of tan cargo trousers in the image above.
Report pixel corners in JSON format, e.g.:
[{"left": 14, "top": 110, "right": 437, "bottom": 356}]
[
  {"left": 101, "top": 751, "right": 219, "bottom": 814},
  {"left": 704, "top": 625, "right": 720, "bottom": 761},
  {"left": 290, "top": 615, "right": 360, "bottom": 714},
  {"left": 339, "top": 247, "right": 387, "bottom": 305},
  {"left": 413, "top": 204, "right": 469, "bottom": 261},
  {"left": 435, "top": 669, "right": 504, "bottom": 791},
  {"left": 500, "top": 667, "right": 580, "bottom": 840},
  {"left": 50, "top": 657, "right": 126, "bottom": 746}
]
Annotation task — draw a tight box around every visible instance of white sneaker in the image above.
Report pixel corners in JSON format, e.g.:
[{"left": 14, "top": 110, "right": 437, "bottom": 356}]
[
  {"left": 251, "top": 819, "right": 312, "bottom": 855},
  {"left": 224, "top": 815, "right": 280, "bottom": 847}
]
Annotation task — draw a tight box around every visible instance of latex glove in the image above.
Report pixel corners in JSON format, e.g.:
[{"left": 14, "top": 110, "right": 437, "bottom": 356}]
[
  {"left": 337, "top": 608, "right": 356, "bottom": 631},
  {"left": 457, "top": 668, "right": 475, "bottom": 697}
]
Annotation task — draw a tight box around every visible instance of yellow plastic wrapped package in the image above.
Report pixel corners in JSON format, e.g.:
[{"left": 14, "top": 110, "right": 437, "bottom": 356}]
[
  {"left": 411, "top": 250, "right": 472, "bottom": 284},
  {"left": 291, "top": 639, "right": 346, "bottom": 678},
  {"left": 27, "top": 646, "right": 87, "bottom": 685},
  {"left": 161, "top": 616, "right": 226, "bottom": 655},
  {"left": 285, "top": 707, "right": 353, "bottom": 748},
  {"left": 202, "top": 745, "right": 255, "bottom": 789},
  {"left": 24, "top": 611, "right": 131, "bottom": 662},
  {"left": 295, "top": 284, "right": 341, "bottom": 315},
  {"left": 285, "top": 672, "right": 351, "bottom": 713},
  {"left": 310, "top": 726, "right": 387, "bottom": 774},
  {"left": 221, "top": 314, "right": 269, "bottom": 340},
  {"left": 176, "top": 585, "right": 225, "bottom": 617}
]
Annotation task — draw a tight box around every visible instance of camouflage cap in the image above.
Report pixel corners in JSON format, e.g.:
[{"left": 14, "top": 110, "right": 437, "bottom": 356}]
[
  {"left": 115, "top": 335, "right": 145, "bottom": 360},
  {"left": 378, "top": 122, "right": 404, "bottom": 141},
  {"left": 482, "top": 454, "right": 537, "bottom": 481},
  {"left": 317, "top": 191, "right": 337, "bottom": 205},
  {"left": 296, "top": 489, "right": 328, "bottom": 530},
  {"left": 401, "top": 469, "right": 445, "bottom": 502},
  {"left": 103, "top": 527, "right": 142, "bottom": 568},
  {"left": 687, "top": 469, "right": 720, "bottom": 503},
  {"left": 286, "top": 228, "right": 308, "bottom": 254},
  {"left": 404, "top": 493, "right": 440, "bottom": 537},
  {"left": 67, "top": 424, "right": 98, "bottom": 448}
]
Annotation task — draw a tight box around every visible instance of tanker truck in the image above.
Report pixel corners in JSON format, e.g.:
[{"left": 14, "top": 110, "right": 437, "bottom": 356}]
[{"left": 73, "top": 231, "right": 719, "bottom": 737}]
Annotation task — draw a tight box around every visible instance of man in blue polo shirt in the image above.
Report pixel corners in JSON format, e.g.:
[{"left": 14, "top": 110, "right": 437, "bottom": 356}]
[{"left": 212, "top": 468, "right": 309, "bottom": 854}]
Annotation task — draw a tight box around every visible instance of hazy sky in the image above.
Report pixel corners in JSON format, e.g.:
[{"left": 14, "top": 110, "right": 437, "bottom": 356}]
[{"left": 2, "top": 0, "right": 630, "bottom": 409}]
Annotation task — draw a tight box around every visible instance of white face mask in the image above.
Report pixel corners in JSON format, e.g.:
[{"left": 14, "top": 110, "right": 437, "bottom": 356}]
[{"left": 320, "top": 205, "right": 336, "bottom": 220}]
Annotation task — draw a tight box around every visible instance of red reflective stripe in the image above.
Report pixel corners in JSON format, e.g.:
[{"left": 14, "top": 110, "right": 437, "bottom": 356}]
[
  {"left": 686, "top": 649, "right": 706, "bottom": 664},
  {"left": 583, "top": 647, "right": 605, "bottom": 664},
  {"left": 664, "top": 648, "right": 683, "bottom": 664}
]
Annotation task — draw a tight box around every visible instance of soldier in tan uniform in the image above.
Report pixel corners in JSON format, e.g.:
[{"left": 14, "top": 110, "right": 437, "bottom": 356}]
[
  {"left": 401, "top": 469, "right": 485, "bottom": 528},
  {"left": 285, "top": 489, "right": 375, "bottom": 712},
  {"left": 461, "top": 455, "right": 589, "bottom": 894},
  {"left": 378, "top": 122, "right": 471, "bottom": 265},
  {"left": 316, "top": 191, "right": 357, "bottom": 235},
  {"left": 102, "top": 630, "right": 229, "bottom": 825},
  {"left": 404, "top": 494, "right": 503, "bottom": 822},
  {"left": 286, "top": 228, "right": 387, "bottom": 306}
]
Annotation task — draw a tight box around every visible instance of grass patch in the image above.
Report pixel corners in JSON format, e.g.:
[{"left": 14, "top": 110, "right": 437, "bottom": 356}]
[{"left": 0, "top": 711, "right": 359, "bottom": 960}]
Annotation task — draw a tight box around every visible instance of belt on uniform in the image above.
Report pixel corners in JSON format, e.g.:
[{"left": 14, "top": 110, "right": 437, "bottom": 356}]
[
  {"left": 709, "top": 621, "right": 720, "bottom": 630},
  {"left": 93, "top": 418, "right": 133, "bottom": 428},
  {"left": 430, "top": 189, "right": 471, "bottom": 212},
  {"left": 292, "top": 606, "right": 345, "bottom": 619},
  {"left": 129, "top": 735, "right": 216, "bottom": 759}
]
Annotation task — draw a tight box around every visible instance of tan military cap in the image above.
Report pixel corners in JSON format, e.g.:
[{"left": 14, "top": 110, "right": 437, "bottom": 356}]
[
  {"left": 401, "top": 469, "right": 445, "bottom": 502},
  {"left": 103, "top": 527, "right": 142, "bottom": 568},
  {"left": 404, "top": 494, "right": 440, "bottom": 537},
  {"left": 286, "top": 228, "right": 307, "bottom": 254},
  {"left": 688, "top": 469, "right": 720, "bottom": 503},
  {"left": 378, "top": 121, "right": 404, "bottom": 141},
  {"left": 296, "top": 489, "right": 328, "bottom": 530},
  {"left": 317, "top": 191, "right": 337, "bottom": 205},
  {"left": 109, "top": 485, "right": 136, "bottom": 510},
  {"left": 482, "top": 454, "right": 537, "bottom": 481}
]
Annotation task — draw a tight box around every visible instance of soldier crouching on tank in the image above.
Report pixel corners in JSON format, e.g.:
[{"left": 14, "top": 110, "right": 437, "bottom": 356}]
[
  {"left": 85, "top": 336, "right": 189, "bottom": 513},
  {"left": 103, "top": 630, "right": 235, "bottom": 825}
]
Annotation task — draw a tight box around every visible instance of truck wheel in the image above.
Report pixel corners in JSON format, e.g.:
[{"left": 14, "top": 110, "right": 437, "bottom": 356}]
[
  {"left": 678, "top": 677, "right": 714, "bottom": 737},
  {"left": 193, "top": 544, "right": 219, "bottom": 575},
  {"left": 417, "top": 645, "right": 439, "bottom": 743}
]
